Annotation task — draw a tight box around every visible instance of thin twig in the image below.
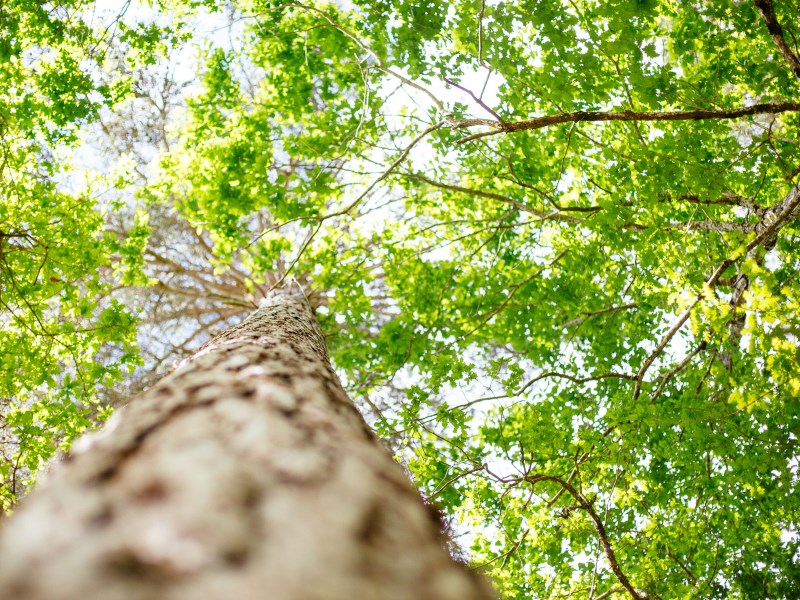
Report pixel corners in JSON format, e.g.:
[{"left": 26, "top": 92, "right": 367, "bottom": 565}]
[{"left": 443, "top": 77, "right": 503, "bottom": 122}]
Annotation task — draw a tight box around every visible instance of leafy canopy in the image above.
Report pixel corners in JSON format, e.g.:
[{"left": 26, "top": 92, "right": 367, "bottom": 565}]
[{"left": 3, "top": 0, "right": 800, "bottom": 598}]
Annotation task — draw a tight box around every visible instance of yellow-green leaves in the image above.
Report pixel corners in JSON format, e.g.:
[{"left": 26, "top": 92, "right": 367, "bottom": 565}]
[
  {"left": 0, "top": 0, "right": 176, "bottom": 513},
  {"left": 6, "top": 0, "right": 800, "bottom": 596}
]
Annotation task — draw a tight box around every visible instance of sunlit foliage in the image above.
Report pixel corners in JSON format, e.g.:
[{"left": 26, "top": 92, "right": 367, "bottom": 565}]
[{"left": 3, "top": 0, "right": 800, "bottom": 597}]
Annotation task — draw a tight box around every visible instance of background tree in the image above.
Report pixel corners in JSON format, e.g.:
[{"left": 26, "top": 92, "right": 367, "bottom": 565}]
[{"left": 2, "top": 0, "right": 800, "bottom": 598}]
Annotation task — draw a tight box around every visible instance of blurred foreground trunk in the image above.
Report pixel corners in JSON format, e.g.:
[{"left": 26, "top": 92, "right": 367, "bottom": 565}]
[{"left": 0, "top": 290, "right": 494, "bottom": 600}]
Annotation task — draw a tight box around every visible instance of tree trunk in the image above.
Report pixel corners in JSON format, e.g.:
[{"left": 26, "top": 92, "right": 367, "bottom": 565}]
[{"left": 0, "top": 290, "right": 495, "bottom": 600}]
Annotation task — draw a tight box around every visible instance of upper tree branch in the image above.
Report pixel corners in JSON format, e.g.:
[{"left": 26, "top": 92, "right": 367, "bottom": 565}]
[
  {"left": 404, "top": 172, "right": 584, "bottom": 222},
  {"left": 754, "top": 0, "right": 800, "bottom": 81},
  {"left": 633, "top": 184, "right": 800, "bottom": 398},
  {"left": 407, "top": 173, "right": 760, "bottom": 233},
  {"left": 452, "top": 102, "right": 800, "bottom": 144},
  {"left": 508, "top": 474, "right": 646, "bottom": 600}
]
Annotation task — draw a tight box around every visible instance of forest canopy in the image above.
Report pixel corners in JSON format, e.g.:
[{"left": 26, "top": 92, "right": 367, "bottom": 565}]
[{"left": 2, "top": 0, "right": 800, "bottom": 597}]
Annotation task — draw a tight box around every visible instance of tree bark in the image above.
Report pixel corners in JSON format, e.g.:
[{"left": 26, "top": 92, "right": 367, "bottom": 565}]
[{"left": 0, "top": 290, "right": 495, "bottom": 600}]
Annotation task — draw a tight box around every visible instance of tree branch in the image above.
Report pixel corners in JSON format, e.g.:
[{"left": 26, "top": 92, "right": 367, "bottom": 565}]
[
  {"left": 633, "top": 184, "right": 800, "bottom": 398},
  {"left": 513, "top": 474, "right": 645, "bottom": 600},
  {"left": 452, "top": 102, "right": 800, "bottom": 144},
  {"left": 443, "top": 78, "right": 503, "bottom": 122},
  {"left": 404, "top": 172, "right": 585, "bottom": 222},
  {"left": 560, "top": 303, "right": 638, "bottom": 329},
  {"left": 753, "top": 0, "right": 800, "bottom": 81}
]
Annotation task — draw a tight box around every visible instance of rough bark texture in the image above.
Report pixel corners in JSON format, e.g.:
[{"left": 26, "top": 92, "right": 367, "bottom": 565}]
[{"left": 0, "top": 291, "right": 495, "bottom": 600}]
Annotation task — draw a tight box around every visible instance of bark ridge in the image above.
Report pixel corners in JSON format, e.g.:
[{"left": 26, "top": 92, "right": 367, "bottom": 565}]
[{"left": 0, "top": 290, "right": 495, "bottom": 600}]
